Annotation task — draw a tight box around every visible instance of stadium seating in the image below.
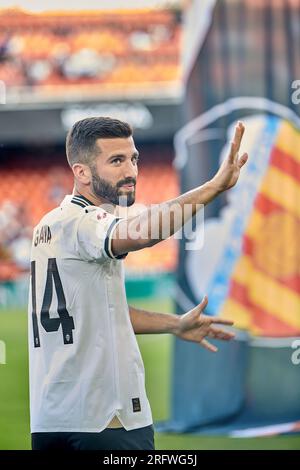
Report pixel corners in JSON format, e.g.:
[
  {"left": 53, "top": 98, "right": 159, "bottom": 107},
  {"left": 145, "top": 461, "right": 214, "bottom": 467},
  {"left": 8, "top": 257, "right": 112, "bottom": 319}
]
[{"left": 0, "top": 9, "right": 181, "bottom": 90}]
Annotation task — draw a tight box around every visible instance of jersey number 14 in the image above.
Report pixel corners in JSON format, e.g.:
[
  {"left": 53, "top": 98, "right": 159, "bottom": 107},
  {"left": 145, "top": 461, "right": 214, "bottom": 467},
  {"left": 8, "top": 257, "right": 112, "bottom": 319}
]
[{"left": 31, "top": 258, "right": 75, "bottom": 348}]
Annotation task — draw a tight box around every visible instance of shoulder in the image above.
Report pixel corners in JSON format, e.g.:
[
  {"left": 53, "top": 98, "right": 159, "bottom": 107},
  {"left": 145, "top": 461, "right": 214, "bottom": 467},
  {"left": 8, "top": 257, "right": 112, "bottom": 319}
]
[
  {"left": 34, "top": 206, "right": 61, "bottom": 230},
  {"left": 77, "top": 206, "right": 119, "bottom": 236}
]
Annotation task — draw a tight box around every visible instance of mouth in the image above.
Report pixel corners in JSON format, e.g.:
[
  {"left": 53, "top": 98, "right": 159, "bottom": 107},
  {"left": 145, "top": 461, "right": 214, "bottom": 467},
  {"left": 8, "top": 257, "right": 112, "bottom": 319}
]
[{"left": 120, "top": 184, "right": 135, "bottom": 190}]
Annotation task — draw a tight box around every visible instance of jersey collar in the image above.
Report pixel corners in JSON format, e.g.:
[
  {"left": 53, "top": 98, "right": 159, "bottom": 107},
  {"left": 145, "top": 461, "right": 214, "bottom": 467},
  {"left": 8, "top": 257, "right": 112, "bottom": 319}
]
[{"left": 70, "top": 194, "right": 95, "bottom": 209}]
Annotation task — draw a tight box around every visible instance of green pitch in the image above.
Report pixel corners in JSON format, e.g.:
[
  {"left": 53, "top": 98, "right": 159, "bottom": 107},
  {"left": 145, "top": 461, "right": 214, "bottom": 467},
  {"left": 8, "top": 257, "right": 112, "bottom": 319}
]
[{"left": 0, "top": 303, "right": 299, "bottom": 450}]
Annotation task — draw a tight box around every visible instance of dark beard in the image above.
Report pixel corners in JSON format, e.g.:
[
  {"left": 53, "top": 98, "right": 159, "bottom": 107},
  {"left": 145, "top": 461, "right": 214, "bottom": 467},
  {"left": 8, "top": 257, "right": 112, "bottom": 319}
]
[{"left": 91, "top": 169, "right": 136, "bottom": 207}]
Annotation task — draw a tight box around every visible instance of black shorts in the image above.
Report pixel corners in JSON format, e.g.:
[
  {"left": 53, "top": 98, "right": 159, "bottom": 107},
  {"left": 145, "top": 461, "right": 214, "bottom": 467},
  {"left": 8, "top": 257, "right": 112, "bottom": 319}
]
[{"left": 31, "top": 424, "right": 155, "bottom": 451}]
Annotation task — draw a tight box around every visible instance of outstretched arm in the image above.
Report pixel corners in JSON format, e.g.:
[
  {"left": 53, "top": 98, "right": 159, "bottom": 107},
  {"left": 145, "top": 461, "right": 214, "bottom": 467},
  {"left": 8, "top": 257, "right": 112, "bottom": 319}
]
[
  {"left": 129, "top": 297, "right": 235, "bottom": 353},
  {"left": 112, "top": 121, "right": 248, "bottom": 257},
  {"left": 129, "top": 305, "right": 179, "bottom": 335}
]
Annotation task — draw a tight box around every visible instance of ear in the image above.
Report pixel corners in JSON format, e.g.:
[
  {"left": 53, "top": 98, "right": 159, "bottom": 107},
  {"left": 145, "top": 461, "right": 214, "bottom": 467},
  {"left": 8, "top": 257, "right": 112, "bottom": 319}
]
[{"left": 72, "top": 163, "right": 91, "bottom": 185}]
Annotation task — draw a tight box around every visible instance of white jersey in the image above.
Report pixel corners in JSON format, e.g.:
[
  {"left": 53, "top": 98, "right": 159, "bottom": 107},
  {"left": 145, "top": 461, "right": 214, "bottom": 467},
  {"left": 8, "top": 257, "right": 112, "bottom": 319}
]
[{"left": 28, "top": 194, "right": 153, "bottom": 433}]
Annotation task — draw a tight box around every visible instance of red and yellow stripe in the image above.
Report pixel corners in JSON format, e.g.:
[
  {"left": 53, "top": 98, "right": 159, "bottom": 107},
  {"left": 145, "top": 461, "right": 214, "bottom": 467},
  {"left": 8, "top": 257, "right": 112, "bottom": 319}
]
[{"left": 221, "top": 121, "right": 300, "bottom": 336}]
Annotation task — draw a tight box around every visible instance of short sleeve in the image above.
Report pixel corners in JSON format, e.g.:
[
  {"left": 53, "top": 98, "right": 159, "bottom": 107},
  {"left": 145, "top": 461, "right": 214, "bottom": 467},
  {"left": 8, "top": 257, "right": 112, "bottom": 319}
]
[{"left": 76, "top": 207, "right": 127, "bottom": 262}]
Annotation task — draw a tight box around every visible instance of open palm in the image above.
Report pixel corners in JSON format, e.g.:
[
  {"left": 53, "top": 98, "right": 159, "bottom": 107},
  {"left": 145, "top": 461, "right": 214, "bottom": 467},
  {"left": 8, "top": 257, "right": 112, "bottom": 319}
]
[
  {"left": 212, "top": 121, "right": 248, "bottom": 192},
  {"left": 175, "top": 296, "right": 235, "bottom": 352}
]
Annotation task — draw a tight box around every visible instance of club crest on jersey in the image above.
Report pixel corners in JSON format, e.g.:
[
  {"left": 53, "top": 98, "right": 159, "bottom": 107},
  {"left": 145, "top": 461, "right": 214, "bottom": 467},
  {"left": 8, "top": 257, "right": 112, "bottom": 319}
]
[{"left": 34, "top": 225, "right": 52, "bottom": 246}]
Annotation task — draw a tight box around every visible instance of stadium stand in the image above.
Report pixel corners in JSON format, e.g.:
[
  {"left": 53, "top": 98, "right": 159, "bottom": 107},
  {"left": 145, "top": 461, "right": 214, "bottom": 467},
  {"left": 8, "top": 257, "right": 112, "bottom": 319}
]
[{"left": 0, "top": 9, "right": 181, "bottom": 91}]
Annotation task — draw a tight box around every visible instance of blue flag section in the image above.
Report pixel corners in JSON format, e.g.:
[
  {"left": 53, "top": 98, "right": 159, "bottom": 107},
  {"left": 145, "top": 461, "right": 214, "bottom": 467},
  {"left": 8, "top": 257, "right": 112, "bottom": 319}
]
[{"left": 158, "top": 0, "right": 300, "bottom": 436}]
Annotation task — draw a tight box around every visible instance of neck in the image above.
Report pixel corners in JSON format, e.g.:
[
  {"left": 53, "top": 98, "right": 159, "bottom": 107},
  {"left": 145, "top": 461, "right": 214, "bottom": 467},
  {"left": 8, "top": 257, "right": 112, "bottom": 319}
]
[{"left": 73, "top": 186, "right": 116, "bottom": 210}]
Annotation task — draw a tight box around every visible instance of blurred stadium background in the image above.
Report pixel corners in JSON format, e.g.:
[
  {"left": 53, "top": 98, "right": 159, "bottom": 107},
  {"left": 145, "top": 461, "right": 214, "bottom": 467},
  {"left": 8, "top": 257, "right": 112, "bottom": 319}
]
[{"left": 0, "top": 0, "right": 300, "bottom": 450}]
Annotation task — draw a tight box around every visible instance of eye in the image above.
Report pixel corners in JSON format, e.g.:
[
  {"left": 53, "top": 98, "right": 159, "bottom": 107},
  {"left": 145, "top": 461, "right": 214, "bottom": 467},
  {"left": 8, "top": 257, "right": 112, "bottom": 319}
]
[
  {"left": 111, "top": 158, "right": 122, "bottom": 165},
  {"left": 132, "top": 155, "right": 139, "bottom": 165}
]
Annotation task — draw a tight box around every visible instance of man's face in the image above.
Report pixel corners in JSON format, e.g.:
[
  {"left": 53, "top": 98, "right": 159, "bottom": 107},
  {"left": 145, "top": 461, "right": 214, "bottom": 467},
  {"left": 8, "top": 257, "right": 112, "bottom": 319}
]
[{"left": 91, "top": 137, "right": 139, "bottom": 207}]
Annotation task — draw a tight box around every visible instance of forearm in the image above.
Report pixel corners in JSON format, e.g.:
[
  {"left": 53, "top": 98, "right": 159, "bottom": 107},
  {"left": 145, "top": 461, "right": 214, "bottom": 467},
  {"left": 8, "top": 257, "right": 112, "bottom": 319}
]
[
  {"left": 129, "top": 305, "right": 180, "bottom": 335},
  {"left": 137, "top": 179, "right": 221, "bottom": 242},
  {"left": 113, "top": 179, "right": 221, "bottom": 255}
]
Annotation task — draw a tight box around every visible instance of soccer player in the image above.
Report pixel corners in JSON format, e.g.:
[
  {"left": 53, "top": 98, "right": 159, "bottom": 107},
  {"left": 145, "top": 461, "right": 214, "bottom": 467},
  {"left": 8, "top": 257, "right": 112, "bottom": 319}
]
[{"left": 29, "top": 117, "right": 248, "bottom": 450}]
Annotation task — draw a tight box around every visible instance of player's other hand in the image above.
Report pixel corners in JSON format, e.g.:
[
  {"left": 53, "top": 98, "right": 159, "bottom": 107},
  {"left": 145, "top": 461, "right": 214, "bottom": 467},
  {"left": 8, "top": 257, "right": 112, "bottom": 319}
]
[
  {"left": 174, "top": 296, "right": 235, "bottom": 352},
  {"left": 211, "top": 121, "right": 248, "bottom": 193}
]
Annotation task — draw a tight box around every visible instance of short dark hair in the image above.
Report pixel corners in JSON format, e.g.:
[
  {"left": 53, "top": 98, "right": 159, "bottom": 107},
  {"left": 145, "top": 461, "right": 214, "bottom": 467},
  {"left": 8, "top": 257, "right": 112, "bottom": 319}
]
[{"left": 66, "top": 116, "right": 132, "bottom": 167}]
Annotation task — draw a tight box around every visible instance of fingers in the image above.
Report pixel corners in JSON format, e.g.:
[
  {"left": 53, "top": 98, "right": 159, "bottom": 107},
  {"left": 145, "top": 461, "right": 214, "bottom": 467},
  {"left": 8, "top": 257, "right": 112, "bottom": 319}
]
[
  {"left": 196, "top": 295, "right": 208, "bottom": 313},
  {"left": 211, "top": 317, "right": 234, "bottom": 325},
  {"left": 238, "top": 152, "right": 248, "bottom": 168},
  {"left": 240, "top": 121, "right": 245, "bottom": 138},
  {"left": 229, "top": 121, "right": 245, "bottom": 164},
  {"left": 228, "top": 141, "right": 236, "bottom": 164},
  {"left": 200, "top": 339, "right": 218, "bottom": 353},
  {"left": 236, "top": 120, "right": 245, "bottom": 141},
  {"left": 200, "top": 326, "right": 235, "bottom": 351},
  {"left": 208, "top": 326, "right": 236, "bottom": 341},
  {"left": 182, "top": 295, "right": 209, "bottom": 326}
]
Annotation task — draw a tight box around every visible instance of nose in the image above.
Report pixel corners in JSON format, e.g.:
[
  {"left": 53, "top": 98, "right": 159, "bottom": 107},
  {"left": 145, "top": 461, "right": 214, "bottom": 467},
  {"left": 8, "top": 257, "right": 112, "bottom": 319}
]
[{"left": 122, "top": 159, "right": 138, "bottom": 181}]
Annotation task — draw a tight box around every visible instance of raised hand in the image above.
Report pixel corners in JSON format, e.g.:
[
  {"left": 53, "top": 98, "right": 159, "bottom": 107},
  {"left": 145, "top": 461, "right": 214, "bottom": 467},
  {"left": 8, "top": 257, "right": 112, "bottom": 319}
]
[
  {"left": 211, "top": 121, "right": 248, "bottom": 193},
  {"left": 175, "top": 296, "right": 235, "bottom": 352}
]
